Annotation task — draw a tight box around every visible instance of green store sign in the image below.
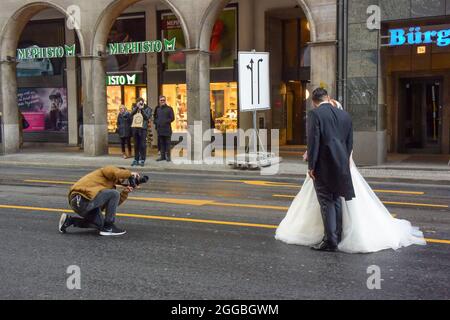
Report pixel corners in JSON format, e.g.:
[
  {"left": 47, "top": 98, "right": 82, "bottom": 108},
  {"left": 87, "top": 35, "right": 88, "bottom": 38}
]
[
  {"left": 106, "top": 73, "right": 143, "bottom": 86},
  {"left": 17, "top": 38, "right": 177, "bottom": 60},
  {"left": 17, "top": 44, "right": 76, "bottom": 60}
]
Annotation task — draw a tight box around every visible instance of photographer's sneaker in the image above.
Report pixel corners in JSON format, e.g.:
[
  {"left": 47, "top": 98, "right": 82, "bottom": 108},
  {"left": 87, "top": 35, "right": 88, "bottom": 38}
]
[
  {"left": 131, "top": 160, "right": 138, "bottom": 166},
  {"left": 58, "top": 213, "right": 72, "bottom": 234},
  {"left": 99, "top": 224, "right": 127, "bottom": 236}
]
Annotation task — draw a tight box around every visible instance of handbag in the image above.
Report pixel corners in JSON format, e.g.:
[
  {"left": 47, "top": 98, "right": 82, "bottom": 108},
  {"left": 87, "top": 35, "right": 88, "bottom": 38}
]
[
  {"left": 22, "top": 117, "right": 30, "bottom": 129},
  {"left": 131, "top": 111, "right": 144, "bottom": 128}
]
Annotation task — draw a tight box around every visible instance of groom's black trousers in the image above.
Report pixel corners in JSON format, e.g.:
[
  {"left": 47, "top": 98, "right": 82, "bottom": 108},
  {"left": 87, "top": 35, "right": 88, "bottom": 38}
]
[{"left": 313, "top": 181, "right": 343, "bottom": 247}]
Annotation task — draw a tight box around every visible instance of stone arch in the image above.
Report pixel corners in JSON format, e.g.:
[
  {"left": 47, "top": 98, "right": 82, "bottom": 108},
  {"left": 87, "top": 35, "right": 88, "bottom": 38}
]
[
  {"left": 92, "top": 0, "right": 190, "bottom": 54},
  {"left": 197, "top": 0, "right": 317, "bottom": 52},
  {"left": 0, "top": 1, "right": 86, "bottom": 59},
  {"left": 0, "top": 1, "right": 86, "bottom": 154}
]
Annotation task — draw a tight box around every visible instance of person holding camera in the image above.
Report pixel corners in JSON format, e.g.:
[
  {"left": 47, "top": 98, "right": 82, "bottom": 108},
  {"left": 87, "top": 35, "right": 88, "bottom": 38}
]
[
  {"left": 154, "top": 96, "right": 175, "bottom": 162},
  {"left": 58, "top": 166, "right": 140, "bottom": 236},
  {"left": 131, "top": 97, "right": 152, "bottom": 167}
]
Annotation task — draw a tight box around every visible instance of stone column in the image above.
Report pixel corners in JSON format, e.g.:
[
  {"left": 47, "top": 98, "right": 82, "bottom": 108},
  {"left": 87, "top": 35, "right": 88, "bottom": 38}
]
[
  {"left": 309, "top": 41, "right": 337, "bottom": 100},
  {"left": 146, "top": 4, "right": 159, "bottom": 147},
  {"left": 80, "top": 55, "right": 108, "bottom": 156},
  {"left": 184, "top": 49, "right": 211, "bottom": 162},
  {"left": 65, "top": 28, "right": 78, "bottom": 146},
  {"left": 0, "top": 59, "right": 19, "bottom": 154}
]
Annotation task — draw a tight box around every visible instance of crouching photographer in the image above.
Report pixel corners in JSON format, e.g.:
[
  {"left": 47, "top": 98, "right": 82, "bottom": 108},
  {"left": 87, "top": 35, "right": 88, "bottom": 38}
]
[{"left": 58, "top": 166, "right": 148, "bottom": 236}]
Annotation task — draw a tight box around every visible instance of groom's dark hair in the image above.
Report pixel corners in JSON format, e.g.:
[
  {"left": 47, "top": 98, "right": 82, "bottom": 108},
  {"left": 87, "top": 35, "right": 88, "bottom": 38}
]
[{"left": 312, "top": 88, "right": 329, "bottom": 103}]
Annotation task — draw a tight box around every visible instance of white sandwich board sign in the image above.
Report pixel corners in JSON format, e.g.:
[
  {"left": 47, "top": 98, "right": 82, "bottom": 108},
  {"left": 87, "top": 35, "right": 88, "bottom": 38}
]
[{"left": 238, "top": 51, "right": 270, "bottom": 112}]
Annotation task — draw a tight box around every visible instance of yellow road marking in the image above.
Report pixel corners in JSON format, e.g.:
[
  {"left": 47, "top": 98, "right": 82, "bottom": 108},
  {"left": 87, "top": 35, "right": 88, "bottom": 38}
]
[
  {"left": 221, "top": 180, "right": 426, "bottom": 195},
  {"left": 0, "top": 204, "right": 277, "bottom": 229},
  {"left": 21, "top": 180, "right": 446, "bottom": 210},
  {"left": 25, "top": 180, "right": 73, "bottom": 185},
  {"left": 382, "top": 201, "right": 448, "bottom": 209},
  {"left": 273, "top": 195, "right": 448, "bottom": 209},
  {"left": 220, "top": 180, "right": 299, "bottom": 188},
  {"left": 0, "top": 204, "right": 448, "bottom": 245},
  {"left": 130, "top": 197, "right": 215, "bottom": 206}
]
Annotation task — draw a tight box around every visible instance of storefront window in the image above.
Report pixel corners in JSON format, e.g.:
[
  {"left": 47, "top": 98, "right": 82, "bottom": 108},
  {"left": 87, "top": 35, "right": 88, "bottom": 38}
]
[
  {"left": 107, "top": 86, "right": 122, "bottom": 133},
  {"left": 162, "top": 82, "right": 238, "bottom": 133},
  {"left": 106, "top": 13, "right": 147, "bottom": 134}
]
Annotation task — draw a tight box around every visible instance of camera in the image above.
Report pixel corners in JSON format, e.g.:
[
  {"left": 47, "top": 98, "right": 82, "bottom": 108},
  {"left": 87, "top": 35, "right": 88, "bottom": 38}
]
[{"left": 128, "top": 175, "right": 149, "bottom": 188}]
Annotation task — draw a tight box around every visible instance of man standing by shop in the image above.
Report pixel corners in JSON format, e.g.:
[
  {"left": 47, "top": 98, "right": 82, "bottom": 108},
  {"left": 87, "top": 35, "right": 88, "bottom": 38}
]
[
  {"left": 154, "top": 96, "right": 175, "bottom": 162},
  {"left": 131, "top": 97, "right": 152, "bottom": 167}
]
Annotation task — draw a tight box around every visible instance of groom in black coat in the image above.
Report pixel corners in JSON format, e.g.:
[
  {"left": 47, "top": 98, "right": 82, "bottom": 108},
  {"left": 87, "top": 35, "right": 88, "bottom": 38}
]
[{"left": 307, "top": 88, "right": 355, "bottom": 252}]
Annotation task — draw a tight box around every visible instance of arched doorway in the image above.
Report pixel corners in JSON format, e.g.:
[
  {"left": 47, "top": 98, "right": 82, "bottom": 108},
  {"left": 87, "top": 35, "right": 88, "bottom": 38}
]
[
  {"left": 0, "top": 2, "right": 85, "bottom": 154},
  {"left": 87, "top": 0, "right": 190, "bottom": 157},
  {"left": 197, "top": 0, "right": 316, "bottom": 148}
]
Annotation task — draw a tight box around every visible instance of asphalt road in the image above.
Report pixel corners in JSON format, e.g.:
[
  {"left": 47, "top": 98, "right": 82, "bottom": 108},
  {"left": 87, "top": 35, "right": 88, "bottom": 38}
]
[{"left": 0, "top": 165, "right": 449, "bottom": 300}]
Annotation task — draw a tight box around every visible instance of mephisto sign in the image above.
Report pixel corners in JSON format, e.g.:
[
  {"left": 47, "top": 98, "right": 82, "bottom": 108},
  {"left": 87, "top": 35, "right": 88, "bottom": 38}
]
[
  {"left": 389, "top": 27, "right": 450, "bottom": 47},
  {"left": 16, "top": 38, "right": 177, "bottom": 60}
]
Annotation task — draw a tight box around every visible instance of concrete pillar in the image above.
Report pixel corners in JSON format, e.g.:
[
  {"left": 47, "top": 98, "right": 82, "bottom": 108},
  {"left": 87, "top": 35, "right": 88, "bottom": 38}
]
[
  {"left": 146, "top": 4, "right": 158, "bottom": 147},
  {"left": 237, "top": 0, "right": 254, "bottom": 132},
  {"left": 309, "top": 41, "right": 337, "bottom": 100},
  {"left": 185, "top": 49, "right": 211, "bottom": 161},
  {"left": 65, "top": 27, "right": 78, "bottom": 146},
  {"left": 80, "top": 55, "right": 108, "bottom": 156},
  {"left": 0, "top": 60, "right": 19, "bottom": 154}
]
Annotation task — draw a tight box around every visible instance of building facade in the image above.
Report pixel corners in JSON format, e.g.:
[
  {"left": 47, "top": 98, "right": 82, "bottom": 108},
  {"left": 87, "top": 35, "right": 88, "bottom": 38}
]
[
  {"left": 0, "top": 0, "right": 337, "bottom": 161},
  {"left": 344, "top": 0, "right": 450, "bottom": 165}
]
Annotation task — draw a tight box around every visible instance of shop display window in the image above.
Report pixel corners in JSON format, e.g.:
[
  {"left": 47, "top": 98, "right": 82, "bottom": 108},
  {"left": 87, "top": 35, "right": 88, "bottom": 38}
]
[{"left": 162, "top": 82, "right": 238, "bottom": 133}]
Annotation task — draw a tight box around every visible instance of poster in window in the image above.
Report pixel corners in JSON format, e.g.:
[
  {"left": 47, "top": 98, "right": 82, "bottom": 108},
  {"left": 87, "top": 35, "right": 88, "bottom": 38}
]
[
  {"left": 161, "top": 7, "right": 237, "bottom": 70},
  {"left": 17, "top": 88, "right": 68, "bottom": 132}
]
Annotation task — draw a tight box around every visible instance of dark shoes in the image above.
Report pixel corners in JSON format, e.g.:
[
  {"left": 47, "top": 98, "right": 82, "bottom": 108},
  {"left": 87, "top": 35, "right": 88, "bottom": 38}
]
[
  {"left": 99, "top": 224, "right": 127, "bottom": 236},
  {"left": 311, "top": 241, "right": 338, "bottom": 252},
  {"left": 156, "top": 157, "right": 166, "bottom": 162},
  {"left": 139, "top": 160, "right": 145, "bottom": 167},
  {"left": 58, "top": 213, "right": 72, "bottom": 234},
  {"left": 131, "top": 160, "right": 138, "bottom": 166}
]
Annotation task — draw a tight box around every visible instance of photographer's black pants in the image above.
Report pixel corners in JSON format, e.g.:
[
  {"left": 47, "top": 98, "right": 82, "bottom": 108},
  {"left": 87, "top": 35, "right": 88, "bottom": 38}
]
[
  {"left": 133, "top": 129, "right": 147, "bottom": 162},
  {"left": 69, "top": 190, "right": 121, "bottom": 230}
]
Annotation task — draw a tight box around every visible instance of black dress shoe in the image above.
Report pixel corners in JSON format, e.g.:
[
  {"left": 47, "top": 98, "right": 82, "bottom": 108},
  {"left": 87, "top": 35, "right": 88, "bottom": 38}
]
[
  {"left": 156, "top": 157, "right": 166, "bottom": 162},
  {"left": 311, "top": 241, "right": 338, "bottom": 252}
]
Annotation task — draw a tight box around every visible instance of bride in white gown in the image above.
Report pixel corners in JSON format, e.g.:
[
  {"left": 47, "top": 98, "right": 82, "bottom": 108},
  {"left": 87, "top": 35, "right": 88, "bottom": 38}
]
[{"left": 275, "top": 102, "right": 426, "bottom": 254}]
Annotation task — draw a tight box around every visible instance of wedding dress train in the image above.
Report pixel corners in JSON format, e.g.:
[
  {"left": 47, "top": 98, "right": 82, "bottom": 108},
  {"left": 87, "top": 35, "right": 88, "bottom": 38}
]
[{"left": 275, "top": 159, "right": 426, "bottom": 253}]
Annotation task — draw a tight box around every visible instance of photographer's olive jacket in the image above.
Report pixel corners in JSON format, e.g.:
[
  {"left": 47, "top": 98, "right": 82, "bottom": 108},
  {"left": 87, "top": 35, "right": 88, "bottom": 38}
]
[{"left": 68, "top": 166, "right": 132, "bottom": 204}]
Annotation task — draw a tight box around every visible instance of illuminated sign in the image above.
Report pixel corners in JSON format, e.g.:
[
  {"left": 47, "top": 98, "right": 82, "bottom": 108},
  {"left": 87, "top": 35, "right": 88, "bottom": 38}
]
[
  {"left": 17, "top": 44, "right": 76, "bottom": 60},
  {"left": 388, "top": 27, "right": 450, "bottom": 47},
  {"left": 106, "top": 73, "right": 143, "bottom": 86},
  {"left": 17, "top": 38, "right": 177, "bottom": 60},
  {"left": 107, "top": 38, "right": 176, "bottom": 55},
  {"left": 417, "top": 46, "right": 426, "bottom": 54}
]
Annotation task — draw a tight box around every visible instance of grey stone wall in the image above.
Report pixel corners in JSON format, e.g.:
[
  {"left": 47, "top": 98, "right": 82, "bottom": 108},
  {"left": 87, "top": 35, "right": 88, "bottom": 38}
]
[{"left": 347, "top": 0, "right": 450, "bottom": 164}]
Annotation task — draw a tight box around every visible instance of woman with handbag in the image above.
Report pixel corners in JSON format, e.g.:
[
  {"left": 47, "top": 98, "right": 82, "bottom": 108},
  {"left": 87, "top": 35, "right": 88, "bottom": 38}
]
[{"left": 116, "top": 105, "right": 132, "bottom": 159}]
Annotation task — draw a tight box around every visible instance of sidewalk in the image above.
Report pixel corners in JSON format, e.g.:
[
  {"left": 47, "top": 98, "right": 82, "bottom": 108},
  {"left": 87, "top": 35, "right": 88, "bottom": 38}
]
[{"left": 0, "top": 144, "right": 449, "bottom": 182}]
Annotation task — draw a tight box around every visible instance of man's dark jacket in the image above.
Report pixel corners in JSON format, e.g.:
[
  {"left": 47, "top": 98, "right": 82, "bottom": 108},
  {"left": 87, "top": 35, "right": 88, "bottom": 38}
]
[
  {"left": 154, "top": 104, "right": 175, "bottom": 137},
  {"left": 307, "top": 103, "right": 355, "bottom": 200}
]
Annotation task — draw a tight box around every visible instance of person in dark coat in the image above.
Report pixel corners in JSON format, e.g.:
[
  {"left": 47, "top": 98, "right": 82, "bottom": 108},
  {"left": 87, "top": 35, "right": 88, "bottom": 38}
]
[
  {"left": 130, "top": 97, "right": 152, "bottom": 167},
  {"left": 154, "top": 95, "right": 175, "bottom": 162},
  {"left": 307, "top": 87, "right": 355, "bottom": 252},
  {"left": 117, "top": 105, "right": 132, "bottom": 159}
]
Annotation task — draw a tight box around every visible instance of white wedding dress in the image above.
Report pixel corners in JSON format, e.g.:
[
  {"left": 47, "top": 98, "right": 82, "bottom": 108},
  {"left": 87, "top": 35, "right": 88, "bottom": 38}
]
[{"left": 275, "top": 158, "right": 427, "bottom": 253}]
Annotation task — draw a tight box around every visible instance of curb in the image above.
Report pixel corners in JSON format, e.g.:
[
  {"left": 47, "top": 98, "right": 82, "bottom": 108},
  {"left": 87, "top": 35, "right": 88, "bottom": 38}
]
[{"left": 1, "top": 160, "right": 449, "bottom": 185}]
